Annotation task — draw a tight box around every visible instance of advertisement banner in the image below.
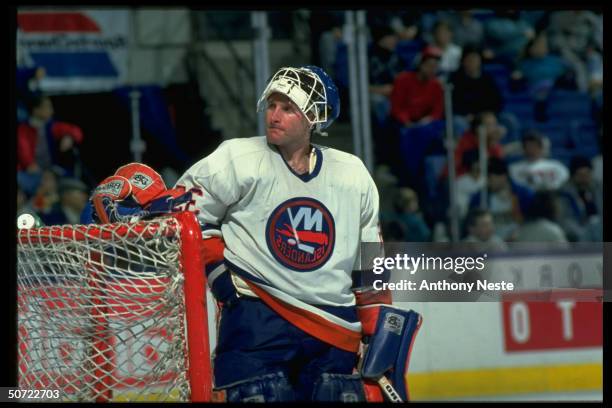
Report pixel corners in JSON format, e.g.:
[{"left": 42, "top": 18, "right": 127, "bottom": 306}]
[{"left": 17, "top": 8, "right": 130, "bottom": 93}]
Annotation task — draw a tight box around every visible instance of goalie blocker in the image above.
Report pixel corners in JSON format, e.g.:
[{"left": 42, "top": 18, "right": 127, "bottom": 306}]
[{"left": 360, "top": 305, "right": 422, "bottom": 402}]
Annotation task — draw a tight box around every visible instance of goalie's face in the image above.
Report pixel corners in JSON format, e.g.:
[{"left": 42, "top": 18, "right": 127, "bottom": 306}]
[{"left": 265, "top": 92, "right": 311, "bottom": 148}]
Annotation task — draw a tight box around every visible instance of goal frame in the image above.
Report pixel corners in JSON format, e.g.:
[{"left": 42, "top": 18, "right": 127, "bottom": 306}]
[{"left": 17, "top": 211, "right": 212, "bottom": 402}]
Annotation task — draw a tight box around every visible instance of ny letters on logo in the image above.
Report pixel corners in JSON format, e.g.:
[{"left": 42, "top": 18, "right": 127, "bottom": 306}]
[{"left": 289, "top": 207, "right": 323, "bottom": 231}]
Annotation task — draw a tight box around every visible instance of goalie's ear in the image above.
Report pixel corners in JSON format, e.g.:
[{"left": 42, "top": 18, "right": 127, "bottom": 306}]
[{"left": 114, "top": 162, "right": 167, "bottom": 206}]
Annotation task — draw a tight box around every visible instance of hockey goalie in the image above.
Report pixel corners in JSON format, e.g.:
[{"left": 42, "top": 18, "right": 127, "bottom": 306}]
[{"left": 87, "top": 64, "right": 422, "bottom": 402}]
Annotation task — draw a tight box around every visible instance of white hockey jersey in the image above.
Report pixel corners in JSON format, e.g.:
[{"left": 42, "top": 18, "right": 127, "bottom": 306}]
[{"left": 175, "top": 136, "right": 381, "bottom": 335}]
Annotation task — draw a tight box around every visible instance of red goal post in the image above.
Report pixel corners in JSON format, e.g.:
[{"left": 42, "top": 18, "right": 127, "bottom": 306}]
[{"left": 17, "top": 211, "right": 212, "bottom": 402}]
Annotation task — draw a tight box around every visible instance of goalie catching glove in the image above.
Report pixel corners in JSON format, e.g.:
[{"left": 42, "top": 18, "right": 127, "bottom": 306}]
[{"left": 90, "top": 163, "right": 196, "bottom": 224}]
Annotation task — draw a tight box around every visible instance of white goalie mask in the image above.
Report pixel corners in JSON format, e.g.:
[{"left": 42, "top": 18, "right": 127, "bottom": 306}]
[{"left": 257, "top": 66, "right": 340, "bottom": 134}]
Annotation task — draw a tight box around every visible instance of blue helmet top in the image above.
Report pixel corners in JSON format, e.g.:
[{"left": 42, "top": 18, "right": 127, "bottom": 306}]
[
  {"left": 300, "top": 65, "right": 340, "bottom": 131},
  {"left": 257, "top": 65, "right": 340, "bottom": 134}
]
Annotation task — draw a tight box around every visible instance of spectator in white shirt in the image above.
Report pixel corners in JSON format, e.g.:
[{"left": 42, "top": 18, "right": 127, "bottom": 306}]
[
  {"left": 429, "top": 19, "right": 462, "bottom": 79},
  {"left": 509, "top": 131, "right": 569, "bottom": 191},
  {"left": 463, "top": 208, "right": 508, "bottom": 251},
  {"left": 514, "top": 191, "right": 569, "bottom": 243}
]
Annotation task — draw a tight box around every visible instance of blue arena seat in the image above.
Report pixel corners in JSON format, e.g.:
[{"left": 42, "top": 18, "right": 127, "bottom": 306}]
[
  {"left": 396, "top": 39, "right": 423, "bottom": 71},
  {"left": 503, "top": 91, "right": 535, "bottom": 120},
  {"left": 568, "top": 119, "right": 599, "bottom": 149},
  {"left": 521, "top": 119, "right": 572, "bottom": 148},
  {"left": 547, "top": 90, "right": 592, "bottom": 118},
  {"left": 482, "top": 63, "right": 510, "bottom": 93}
]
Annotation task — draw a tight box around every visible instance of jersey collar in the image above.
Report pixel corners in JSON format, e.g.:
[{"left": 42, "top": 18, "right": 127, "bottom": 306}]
[{"left": 274, "top": 144, "right": 323, "bottom": 182}]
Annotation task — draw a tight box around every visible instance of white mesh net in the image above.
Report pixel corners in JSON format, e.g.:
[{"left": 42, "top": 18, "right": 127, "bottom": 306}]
[{"left": 17, "top": 216, "right": 200, "bottom": 402}]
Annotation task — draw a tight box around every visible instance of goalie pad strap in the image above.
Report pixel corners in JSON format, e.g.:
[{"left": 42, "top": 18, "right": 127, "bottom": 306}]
[
  {"left": 354, "top": 288, "right": 392, "bottom": 306},
  {"left": 362, "top": 379, "right": 384, "bottom": 402},
  {"left": 354, "top": 289, "right": 392, "bottom": 336}
]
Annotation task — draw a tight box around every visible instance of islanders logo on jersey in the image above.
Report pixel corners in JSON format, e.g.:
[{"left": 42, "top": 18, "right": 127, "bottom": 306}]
[{"left": 266, "top": 197, "right": 335, "bottom": 272}]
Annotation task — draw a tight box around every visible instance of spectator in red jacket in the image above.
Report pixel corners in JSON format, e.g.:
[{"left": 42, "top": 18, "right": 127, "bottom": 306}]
[
  {"left": 18, "top": 94, "right": 83, "bottom": 172},
  {"left": 454, "top": 111, "right": 506, "bottom": 176},
  {"left": 17, "top": 94, "right": 84, "bottom": 195},
  {"left": 390, "top": 46, "right": 444, "bottom": 127}
]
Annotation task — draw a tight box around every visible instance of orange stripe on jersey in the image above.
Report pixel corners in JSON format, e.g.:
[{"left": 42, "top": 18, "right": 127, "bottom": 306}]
[{"left": 243, "top": 279, "right": 362, "bottom": 353}]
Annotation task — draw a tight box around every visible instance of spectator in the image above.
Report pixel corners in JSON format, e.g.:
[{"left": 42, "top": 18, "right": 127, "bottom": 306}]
[
  {"left": 40, "top": 178, "right": 90, "bottom": 226},
  {"left": 591, "top": 128, "right": 602, "bottom": 186},
  {"left": 558, "top": 156, "right": 603, "bottom": 242},
  {"left": 429, "top": 19, "right": 462, "bottom": 78},
  {"left": 514, "top": 191, "right": 568, "bottom": 243},
  {"left": 449, "top": 46, "right": 504, "bottom": 118},
  {"left": 456, "top": 150, "right": 484, "bottom": 220},
  {"left": 30, "top": 169, "right": 60, "bottom": 220},
  {"left": 369, "top": 24, "right": 403, "bottom": 95},
  {"left": 393, "top": 11, "right": 422, "bottom": 41},
  {"left": 16, "top": 66, "right": 46, "bottom": 123},
  {"left": 470, "top": 157, "right": 534, "bottom": 240},
  {"left": 449, "top": 10, "right": 484, "bottom": 48},
  {"left": 310, "top": 12, "right": 344, "bottom": 78},
  {"left": 16, "top": 66, "right": 46, "bottom": 100},
  {"left": 514, "top": 33, "right": 574, "bottom": 96},
  {"left": 509, "top": 130, "right": 569, "bottom": 191},
  {"left": 369, "top": 24, "right": 404, "bottom": 124},
  {"left": 483, "top": 10, "right": 534, "bottom": 68},
  {"left": 462, "top": 208, "right": 508, "bottom": 251},
  {"left": 454, "top": 111, "right": 506, "bottom": 176},
  {"left": 390, "top": 187, "right": 432, "bottom": 242},
  {"left": 547, "top": 10, "right": 603, "bottom": 94},
  {"left": 390, "top": 45, "right": 444, "bottom": 127},
  {"left": 17, "top": 94, "right": 84, "bottom": 181}
]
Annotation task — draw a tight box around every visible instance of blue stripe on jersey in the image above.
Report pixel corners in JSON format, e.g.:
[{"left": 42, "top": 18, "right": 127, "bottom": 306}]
[{"left": 201, "top": 223, "right": 221, "bottom": 232}]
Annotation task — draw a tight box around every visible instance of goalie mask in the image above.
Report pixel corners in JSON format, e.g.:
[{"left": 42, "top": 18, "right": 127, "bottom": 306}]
[{"left": 257, "top": 65, "right": 340, "bottom": 135}]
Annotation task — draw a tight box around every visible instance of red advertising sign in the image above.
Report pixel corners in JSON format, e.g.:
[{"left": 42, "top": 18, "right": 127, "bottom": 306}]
[{"left": 501, "top": 290, "right": 602, "bottom": 352}]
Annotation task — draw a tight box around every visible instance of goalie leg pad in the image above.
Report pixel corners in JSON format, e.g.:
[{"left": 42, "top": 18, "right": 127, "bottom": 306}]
[
  {"left": 360, "top": 306, "right": 422, "bottom": 401},
  {"left": 311, "top": 373, "right": 366, "bottom": 402},
  {"left": 214, "top": 372, "right": 295, "bottom": 402}
]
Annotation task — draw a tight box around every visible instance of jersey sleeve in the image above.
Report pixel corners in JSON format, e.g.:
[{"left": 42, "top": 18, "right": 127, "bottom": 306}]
[
  {"left": 360, "top": 170, "right": 383, "bottom": 245},
  {"left": 352, "top": 165, "right": 386, "bottom": 291},
  {"left": 174, "top": 141, "right": 241, "bottom": 229},
  {"left": 174, "top": 141, "right": 242, "bottom": 303},
  {"left": 352, "top": 166, "right": 392, "bottom": 319}
]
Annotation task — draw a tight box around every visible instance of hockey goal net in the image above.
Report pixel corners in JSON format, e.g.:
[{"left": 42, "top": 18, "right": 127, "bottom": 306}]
[{"left": 17, "top": 212, "right": 212, "bottom": 402}]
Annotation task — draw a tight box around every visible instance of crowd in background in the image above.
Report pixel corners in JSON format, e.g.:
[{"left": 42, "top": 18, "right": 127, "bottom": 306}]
[
  {"left": 16, "top": 67, "right": 90, "bottom": 226},
  {"left": 341, "top": 9, "right": 603, "bottom": 245},
  {"left": 16, "top": 9, "right": 603, "bottom": 245}
]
